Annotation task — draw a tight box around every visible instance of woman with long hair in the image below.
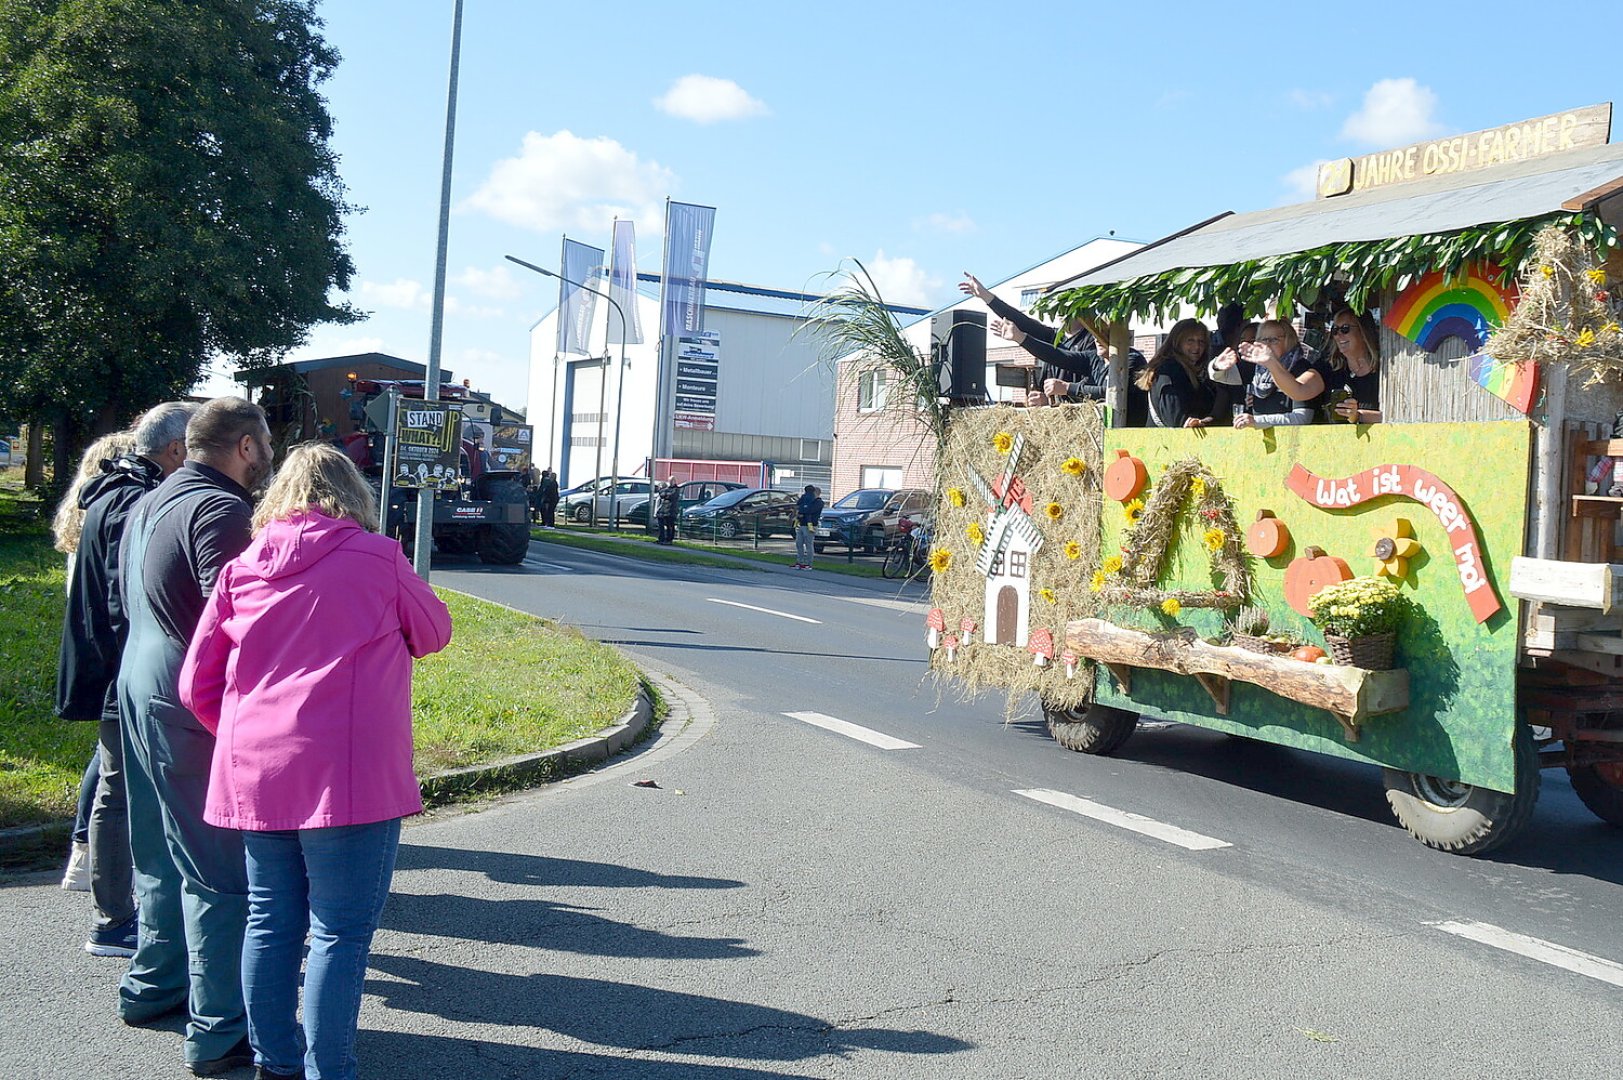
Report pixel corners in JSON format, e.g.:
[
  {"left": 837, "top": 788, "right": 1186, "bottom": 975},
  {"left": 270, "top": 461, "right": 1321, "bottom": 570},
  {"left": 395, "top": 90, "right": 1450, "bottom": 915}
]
[
  {"left": 180, "top": 442, "right": 452, "bottom": 1080},
  {"left": 1322, "top": 306, "right": 1383, "bottom": 424},
  {"left": 1136, "top": 318, "right": 1230, "bottom": 428}
]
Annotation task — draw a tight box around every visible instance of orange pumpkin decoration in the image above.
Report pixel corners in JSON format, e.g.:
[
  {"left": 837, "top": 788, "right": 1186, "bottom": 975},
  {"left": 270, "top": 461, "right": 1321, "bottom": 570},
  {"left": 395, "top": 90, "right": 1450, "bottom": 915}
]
[
  {"left": 1283, "top": 546, "right": 1353, "bottom": 616},
  {"left": 1292, "top": 645, "right": 1326, "bottom": 663},
  {"left": 1246, "top": 509, "right": 1290, "bottom": 559},
  {"left": 1103, "top": 449, "right": 1148, "bottom": 502}
]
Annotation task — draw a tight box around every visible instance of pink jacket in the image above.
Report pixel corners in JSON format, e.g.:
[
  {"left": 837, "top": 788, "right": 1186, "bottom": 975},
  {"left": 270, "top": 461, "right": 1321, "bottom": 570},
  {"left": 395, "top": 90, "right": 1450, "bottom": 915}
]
[{"left": 180, "top": 510, "right": 452, "bottom": 831}]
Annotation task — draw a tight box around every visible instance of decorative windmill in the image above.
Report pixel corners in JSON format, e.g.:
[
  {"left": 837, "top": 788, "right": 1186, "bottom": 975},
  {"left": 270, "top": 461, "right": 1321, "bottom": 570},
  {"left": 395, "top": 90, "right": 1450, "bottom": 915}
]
[{"left": 967, "top": 434, "right": 1044, "bottom": 646}]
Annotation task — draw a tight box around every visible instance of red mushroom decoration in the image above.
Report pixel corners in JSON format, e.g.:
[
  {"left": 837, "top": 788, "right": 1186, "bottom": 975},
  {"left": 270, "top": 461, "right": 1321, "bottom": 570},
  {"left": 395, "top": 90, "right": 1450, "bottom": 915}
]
[
  {"left": 943, "top": 633, "right": 960, "bottom": 661},
  {"left": 959, "top": 616, "right": 978, "bottom": 646},
  {"left": 1283, "top": 546, "right": 1354, "bottom": 616},
  {"left": 1028, "top": 628, "right": 1055, "bottom": 668},
  {"left": 925, "top": 608, "right": 946, "bottom": 649},
  {"left": 1246, "top": 509, "right": 1290, "bottom": 559},
  {"left": 1103, "top": 449, "right": 1148, "bottom": 502},
  {"left": 1061, "top": 649, "right": 1079, "bottom": 679}
]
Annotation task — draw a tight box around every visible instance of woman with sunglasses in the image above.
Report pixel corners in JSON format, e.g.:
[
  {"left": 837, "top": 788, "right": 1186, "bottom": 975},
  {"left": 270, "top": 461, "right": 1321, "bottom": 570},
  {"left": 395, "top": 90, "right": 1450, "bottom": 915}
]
[
  {"left": 1231, "top": 320, "right": 1328, "bottom": 428},
  {"left": 1323, "top": 307, "right": 1383, "bottom": 424}
]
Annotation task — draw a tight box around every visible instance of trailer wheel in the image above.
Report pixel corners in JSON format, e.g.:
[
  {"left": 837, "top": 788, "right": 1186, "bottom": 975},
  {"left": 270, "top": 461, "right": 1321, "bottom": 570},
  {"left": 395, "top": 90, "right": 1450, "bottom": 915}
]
[
  {"left": 1567, "top": 762, "right": 1623, "bottom": 827},
  {"left": 1383, "top": 728, "right": 1539, "bottom": 854},
  {"left": 1044, "top": 702, "right": 1138, "bottom": 756},
  {"left": 477, "top": 479, "right": 532, "bottom": 565}
]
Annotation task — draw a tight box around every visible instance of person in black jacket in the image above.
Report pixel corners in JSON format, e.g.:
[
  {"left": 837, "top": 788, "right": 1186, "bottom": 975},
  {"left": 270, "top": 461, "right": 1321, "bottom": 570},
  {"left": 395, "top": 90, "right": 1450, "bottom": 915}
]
[
  {"left": 536, "top": 468, "right": 561, "bottom": 528},
  {"left": 1137, "top": 319, "right": 1231, "bottom": 428},
  {"left": 794, "top": 485, "right": 824, "bottom": 570},
  {"left": 55, "top": 402, "right": 193, "bottom": 957},
  {"left": 959, "top": 272, "right": 1148, "bottom": 425}
]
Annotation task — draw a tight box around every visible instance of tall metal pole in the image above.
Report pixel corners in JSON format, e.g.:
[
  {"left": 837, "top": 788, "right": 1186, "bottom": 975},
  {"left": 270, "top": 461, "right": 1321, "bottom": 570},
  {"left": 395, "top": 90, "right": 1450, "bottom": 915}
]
[
  {"left": 415, "top": 0, "right": 463, "bottom": 578},
  {"left": 650, "top": 197, "right": 672, "bottom": 475}
]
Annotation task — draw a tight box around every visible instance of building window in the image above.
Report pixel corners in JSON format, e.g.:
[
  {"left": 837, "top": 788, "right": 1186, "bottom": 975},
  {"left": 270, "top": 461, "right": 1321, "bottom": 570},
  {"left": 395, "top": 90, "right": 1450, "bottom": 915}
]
[
  {"left": 989, "top": 549, "right": 1004, "bottom": 576},
  {"left": 857, "top": 369, "right": 888, "bottom": 412},
  {"left": 860, "top": 465, "right": 903, "bottom": 489},
  {"left": 1008, "top": 550, "right": 1027, "bottom": 579},
  {"left": 800, "top": 439, "right": 821, "bottom": 462}
]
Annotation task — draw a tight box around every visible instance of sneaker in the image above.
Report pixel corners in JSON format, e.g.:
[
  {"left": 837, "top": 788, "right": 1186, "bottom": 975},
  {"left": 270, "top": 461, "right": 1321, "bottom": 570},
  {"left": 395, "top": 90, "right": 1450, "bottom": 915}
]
[
  {"left": 84, "top": 913, "right": 138, "bottom": 958},
  {"left": 187, "top": 1037, "right": 254, "bottom": 1077},
  {"left": 256, "top": 1067, "right": 306, "bottom": 1080},
  {"left": 61, "top": 841, "right": 91, "bottom": 891}
]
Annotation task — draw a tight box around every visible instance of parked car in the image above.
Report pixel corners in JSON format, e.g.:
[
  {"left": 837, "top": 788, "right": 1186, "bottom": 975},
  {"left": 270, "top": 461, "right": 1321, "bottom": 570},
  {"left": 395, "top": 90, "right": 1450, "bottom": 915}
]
[
  {"left": 562, "top": 479, "right": 652, "bottom": 523},
  {"left": 680, "top": 487, "right": 796, "bottom": 540},
  {"left": 814, "top": 487, "right": 932, "bottom": 553},
  {"left": 626, "top": 480, "right": 748, "bottom": 530}
]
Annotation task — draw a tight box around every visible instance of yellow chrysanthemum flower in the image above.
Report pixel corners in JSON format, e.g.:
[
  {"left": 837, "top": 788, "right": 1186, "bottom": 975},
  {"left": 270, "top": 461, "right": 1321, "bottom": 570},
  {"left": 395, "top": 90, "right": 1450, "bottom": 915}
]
[
  {"left": 966, "top": 521, "right": 985, "bottom": 545},
  {"left": 1102, "top": 554, "right": 1124, "bottom": 574},
  {"left": 1161, "top": 597, "right": 1182, "bottom": 617},
  {"left": 1061, "top": 457, "right": 1086, "bottom": 476},
  {"left": 1044, "top": 501, "right": 1064, "bottom": 522},
  {"left": 947, "top": 487, "right": 965, "bottom": 508},
  {"left": 1190, "top": 476, "right": 1206, "bottom": 499},
  {"left": 1204, "top": 528, "right": 1225, "bottom": 552},
  {"left": 992, "top": 431, "right": 1013, "bottom": 454},
  {"left": 1540, "top": 265, "right": 1555, "bottom": 278},
  {"left": 1576, "top": 328, "right": 1597, "bottom": 348},
  {"left": 1605, "top": 322, "right": 1622, "bottom": 336},
  {"left": 1063, "top": 540, "right": 1083, "bottom": 560},
  {"left": 1040, "top": 587, "right": 1057, "bottom": 604},
  {"left": 929, "top": 547, "right": 952, "bottom": 573},
  {"left": 1123, "top": 498, "right": 1145, "bottom": 524},
  {"left": 1587, "top": 268, "right": 1609, "bottom": 286},
  {"left": 1090, "top": 570, "right": 1107, "bottom": 592}
]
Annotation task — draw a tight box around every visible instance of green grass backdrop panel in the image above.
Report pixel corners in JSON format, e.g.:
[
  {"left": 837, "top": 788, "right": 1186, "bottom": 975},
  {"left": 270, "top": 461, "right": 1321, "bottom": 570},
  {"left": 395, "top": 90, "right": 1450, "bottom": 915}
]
[{"left": 1093, "top": 421, "right": 1530, "bottom": 792}]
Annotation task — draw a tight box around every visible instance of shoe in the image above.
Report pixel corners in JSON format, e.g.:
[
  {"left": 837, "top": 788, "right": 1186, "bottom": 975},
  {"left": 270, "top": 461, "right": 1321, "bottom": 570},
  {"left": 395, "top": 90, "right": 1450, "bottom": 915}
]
[
  {"left": 187, "top": 1037, "right": 254, "bottom": 1077},
  {"left": 119, "top": 995, "right": 187, "bottom": 1027},
  {"left": 255, "top": 1067, "right": 305, "bottom": 1080},
  {"left": 61, "top": 841, "right": 91, "bottom": 891},
  {"left": 84, "top": 912, "right": 138, "bottom": 958}
]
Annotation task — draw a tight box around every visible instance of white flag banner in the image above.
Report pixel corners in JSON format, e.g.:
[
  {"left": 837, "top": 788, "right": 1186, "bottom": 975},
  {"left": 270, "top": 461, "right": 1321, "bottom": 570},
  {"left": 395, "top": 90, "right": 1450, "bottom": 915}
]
[
  {"left": 661, "top": 202, "right": 715, "bottom": 337},
  {"left": 556, "top": 238, "right": 605, "bottom": 355},
  {"left": 607, "top": 219, "right": 644, "bottom": 345}
]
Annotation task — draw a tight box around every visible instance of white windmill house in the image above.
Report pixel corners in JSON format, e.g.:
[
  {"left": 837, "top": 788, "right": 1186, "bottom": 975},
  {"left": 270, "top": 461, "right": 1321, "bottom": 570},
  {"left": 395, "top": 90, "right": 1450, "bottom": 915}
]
[{"left": 967, "top": 434, "right": 1044, "bottom": 647}]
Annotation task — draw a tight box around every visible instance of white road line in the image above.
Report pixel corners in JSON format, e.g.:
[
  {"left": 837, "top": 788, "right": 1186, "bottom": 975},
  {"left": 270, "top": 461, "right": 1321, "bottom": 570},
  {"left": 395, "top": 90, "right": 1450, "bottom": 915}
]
[
  {"left": 1431, "top": 920, "right": 1623, "bottom": 988},
  {"left": 525, "top": 560, "right": 573, "bottom": 571},
  {"left": 1013, "top": 788, "right": 1232, "bottom": 851},
  {"left": 783, "top": 711, "right": 921, "bottom": 750},
  {"left": 840, "top": 596, "right": 927, "bottom": 613},
  {"left": 706, "top": 598, "right": 821, "bottom": 624}
]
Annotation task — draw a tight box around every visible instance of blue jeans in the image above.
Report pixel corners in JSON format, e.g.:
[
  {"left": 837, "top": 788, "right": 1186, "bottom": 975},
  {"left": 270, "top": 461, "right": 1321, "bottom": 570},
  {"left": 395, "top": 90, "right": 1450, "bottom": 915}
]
[
  {"left": 242, "top": 819, "right": 402, "bottom": 1080},
  {"left": 72, "top": 746, "right": 99, "bottom": 844}
]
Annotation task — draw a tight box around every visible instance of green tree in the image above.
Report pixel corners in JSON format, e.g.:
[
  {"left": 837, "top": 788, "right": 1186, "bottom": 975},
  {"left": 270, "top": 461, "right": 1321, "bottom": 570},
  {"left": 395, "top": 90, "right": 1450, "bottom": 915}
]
[{"left": 0, "top": 0, "right": 356, "bottom": 477}]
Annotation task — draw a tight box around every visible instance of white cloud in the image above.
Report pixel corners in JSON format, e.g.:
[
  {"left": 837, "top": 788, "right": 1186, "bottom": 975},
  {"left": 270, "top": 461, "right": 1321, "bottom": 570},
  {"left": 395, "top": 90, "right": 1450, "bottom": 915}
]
[
  {"left": 865, "top": 250, "right": 937, "bottom": 308},
  {"left": 1339, "top": 78, "right": 1442, "bottom": 147},
  {"left": 358, "top": 278, "right": 430, "bottom": 310},
  {"left": 653, "top": 75, "right": 769, "bottom": 123},
  {"left": 1281, "top": 159, "right": 1330, "bottom": 203},
  {"left": 915, "top": 211, "right": 976, "bottom": 235},
  {"left": 462, "top": 130, "right": 673, "bottom": 235},
  {"left": 1288, "top": 88, "right": 1335, "bottom": 110},
  {"left": 455, "top": 264, "right": 524, "bottom": 300}
]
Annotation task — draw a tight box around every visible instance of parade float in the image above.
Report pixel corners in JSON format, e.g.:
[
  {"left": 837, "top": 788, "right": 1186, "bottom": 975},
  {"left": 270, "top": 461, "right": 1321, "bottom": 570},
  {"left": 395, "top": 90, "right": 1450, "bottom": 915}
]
[{"left": 922, "top": 104, "right": 1623, "bottom": 854}]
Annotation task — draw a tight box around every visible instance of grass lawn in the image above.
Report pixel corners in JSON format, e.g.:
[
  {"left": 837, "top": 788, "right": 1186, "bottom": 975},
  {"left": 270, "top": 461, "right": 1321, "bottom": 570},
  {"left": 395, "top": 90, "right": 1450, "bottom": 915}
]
[
  {"left": 536, "top": 526, "right": 888, "bottom": 578},
  {"left": 0, "top": 478, "right": 641, "bottom": 830}
]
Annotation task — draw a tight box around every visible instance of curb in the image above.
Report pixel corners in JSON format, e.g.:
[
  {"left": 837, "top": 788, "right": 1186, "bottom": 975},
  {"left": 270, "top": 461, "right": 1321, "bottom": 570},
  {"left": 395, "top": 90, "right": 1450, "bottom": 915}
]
[{"left": 0, "top": 682, "right": 657, "bottom": 859}]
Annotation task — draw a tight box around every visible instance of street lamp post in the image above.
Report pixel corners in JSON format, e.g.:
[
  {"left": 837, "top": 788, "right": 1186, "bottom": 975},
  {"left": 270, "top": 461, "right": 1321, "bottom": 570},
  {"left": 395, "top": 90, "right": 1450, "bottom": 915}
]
[{"left": 506, "top": 254, "right": 631, "bottom": 526}]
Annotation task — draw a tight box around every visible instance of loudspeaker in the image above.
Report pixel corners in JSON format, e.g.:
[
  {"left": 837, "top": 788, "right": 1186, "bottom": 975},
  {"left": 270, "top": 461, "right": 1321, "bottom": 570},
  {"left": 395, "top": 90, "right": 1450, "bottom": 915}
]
[{"left": 932, "top": 308, "right": 987, "bottom": 401}]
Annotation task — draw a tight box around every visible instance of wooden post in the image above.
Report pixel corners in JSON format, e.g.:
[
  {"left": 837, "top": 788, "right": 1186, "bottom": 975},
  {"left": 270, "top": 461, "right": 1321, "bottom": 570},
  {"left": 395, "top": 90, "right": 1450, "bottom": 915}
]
[
  {"left": 1108, "top": 322, "right": 1131, "bottom": 429},
  {"left": 1533, "top": 361, "right": 1568, "bottom": 559}
]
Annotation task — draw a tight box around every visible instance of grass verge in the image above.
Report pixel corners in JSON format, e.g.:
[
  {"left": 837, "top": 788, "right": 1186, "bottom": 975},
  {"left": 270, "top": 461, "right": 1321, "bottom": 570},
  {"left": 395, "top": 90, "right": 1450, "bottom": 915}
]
[
  {"left": 535, "top": 526, "right": 889, "bottom": 578},
  {"left": 0, "top": 479, "right": 641, "bottom": 831}
]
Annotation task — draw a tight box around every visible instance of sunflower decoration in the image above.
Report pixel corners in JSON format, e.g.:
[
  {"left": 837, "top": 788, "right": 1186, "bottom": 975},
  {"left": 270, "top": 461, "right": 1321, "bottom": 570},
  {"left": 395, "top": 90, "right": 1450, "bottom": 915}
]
[
  {"left": 966, "top": 521, "right": 985, "bottom": 546},
  {"left": 1203, "top": 527, "right": 1226, "bottom": 553},
  {"left": 1160, "top": 597, "right": 1183, "bottom": 617},
  {"left": 1044, "top": 501, "right": 1064, "bottom": 522},
  {"left": 1102, "top": 554, "right": 1124, "bottom": 575},
  {"left": 929, "top": 547, "right": 952, "bottom": 573},
  {"left": 1189, "top": 475, "right": 1206, "bottom": 500},
  {"left": 1061, "top": 456, "right": 1087, "bottom": 477},
  {"left": 1372, "top": 518, "right": 1421, "bottom": 579},
  {"left": 1090, "top": 570, "right": 1107, "bottom": 592},
  {"left": 1063, "top": 539, "right": 1083, "bottom": 561},
  {"left": 947, "top": 487, "right": 966, "bottom": 508},
  {"left": 992, "top": 431, "right": 1014, "bottom": 454},
  {"left": 1122, "top": 497, "right": 1145, "bottom": 524},
  {"left": 1039, "top": 587, "right": 1057, "bottom": 604}
]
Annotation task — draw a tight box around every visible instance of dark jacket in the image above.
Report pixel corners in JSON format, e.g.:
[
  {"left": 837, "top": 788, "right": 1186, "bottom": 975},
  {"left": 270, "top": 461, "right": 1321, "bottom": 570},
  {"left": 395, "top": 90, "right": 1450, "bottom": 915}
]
[
  {"left": 795, "top": 492, "right": 824, "bottom": 526},
  {"left": 55, "top": 455, "right": 165, "bottom": 722},
  {"left": 985, "top": 295, "right": 1149, "bottom": 425},
  {"left": 1244, "top": 346, "right": 1324, "bottom": 426},
  {"left": 1146, "top": 359, "right": 1232, "bottom": 429},
  {"left": 538, "top": 474, "right": 560, "bottom": 506}
]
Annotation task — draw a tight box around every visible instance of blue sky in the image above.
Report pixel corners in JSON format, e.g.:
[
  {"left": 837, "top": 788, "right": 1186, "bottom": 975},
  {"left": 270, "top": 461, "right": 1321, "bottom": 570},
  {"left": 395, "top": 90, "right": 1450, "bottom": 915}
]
[{"left": 214, "top": 0, "right": 1613, "bottom": 410}]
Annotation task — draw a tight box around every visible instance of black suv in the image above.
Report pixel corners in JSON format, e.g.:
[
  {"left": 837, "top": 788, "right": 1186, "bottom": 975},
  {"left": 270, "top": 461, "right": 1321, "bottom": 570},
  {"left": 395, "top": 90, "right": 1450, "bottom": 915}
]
[
  {"left": 626, "top": 480, "right": 747, "bottom": 530},
  {"left": 680, "top": 487, "right": 797, "bottom": 540},
  {"left": 814, "top": 487, "right": 932, "bottom": 553}
]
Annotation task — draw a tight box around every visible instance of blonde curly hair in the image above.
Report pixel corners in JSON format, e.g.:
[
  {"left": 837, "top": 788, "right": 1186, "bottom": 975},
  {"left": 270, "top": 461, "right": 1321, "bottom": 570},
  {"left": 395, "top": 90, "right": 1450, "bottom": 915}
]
[
  {"left": 252, "top": 442, "right": 379, "bottom": 534},
  {"left": 52, "top": 432, "right": 138, "bottom": 554}
]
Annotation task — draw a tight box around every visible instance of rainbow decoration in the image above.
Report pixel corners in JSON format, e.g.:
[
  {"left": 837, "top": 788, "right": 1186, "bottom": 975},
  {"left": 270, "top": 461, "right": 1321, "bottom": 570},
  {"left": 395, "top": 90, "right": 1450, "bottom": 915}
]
[
  {"left": 1465, "top": 352, "right": 1539, "bottom": 414},
  {"left": 1384, "top": 263, "right": 1519, "bottom": 353}
]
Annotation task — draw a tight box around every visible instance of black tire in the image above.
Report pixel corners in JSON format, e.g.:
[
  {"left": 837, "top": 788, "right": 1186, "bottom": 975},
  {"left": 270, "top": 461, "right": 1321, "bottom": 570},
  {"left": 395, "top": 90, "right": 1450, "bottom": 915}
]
[
  {"left": 1567, "top": 763, "right": 1623, "bottom": 827},
  {"left": 477, "top": 478, "right": 532, "bottom": 565},
  {"left": 1383, "top": 726, "right": 1540, "bottom": 854},
  {"left": 863, "top": 527, "right": 883, "bottom": 554},
  {"left": 881, "top": 545, "right": 909, "bottom": 579},
  {"left": 813, "top": 543, "right": 826, "bottom": 554},
  {"left": 1044, "top": 702, "right": 1139, "bottom": 756},
  {"left": 434, "top": 530, "right": 479, "bottom": 556},
  {"left": 717, "top": 519, "right": 740, "bottom": 540},
  {"left": 571, "top": 502, "right": 592, "bottom": 524}
]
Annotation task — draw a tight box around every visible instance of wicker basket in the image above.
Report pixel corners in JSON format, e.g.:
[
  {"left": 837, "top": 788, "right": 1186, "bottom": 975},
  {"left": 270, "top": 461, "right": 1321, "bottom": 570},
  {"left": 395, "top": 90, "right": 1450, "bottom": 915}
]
[
  {"left": 1324, "top": 631, "right": 1396, "bottom": 670},
  {"left": 1231, "top": 632, "right": 1292, "bottom": 655}
]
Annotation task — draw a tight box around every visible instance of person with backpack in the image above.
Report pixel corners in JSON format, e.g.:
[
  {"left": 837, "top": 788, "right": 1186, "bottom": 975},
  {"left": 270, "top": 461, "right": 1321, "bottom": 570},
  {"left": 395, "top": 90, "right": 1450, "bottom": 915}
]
[{"left": 794, "top": 485, "right": 824, "bottom": 570}]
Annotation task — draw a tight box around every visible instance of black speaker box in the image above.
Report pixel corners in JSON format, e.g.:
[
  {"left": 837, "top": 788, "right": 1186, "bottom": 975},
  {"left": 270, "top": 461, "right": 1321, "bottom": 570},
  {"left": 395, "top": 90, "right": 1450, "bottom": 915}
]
[{"left": 932, "top": 308, "right": 986, "bottom": 400}]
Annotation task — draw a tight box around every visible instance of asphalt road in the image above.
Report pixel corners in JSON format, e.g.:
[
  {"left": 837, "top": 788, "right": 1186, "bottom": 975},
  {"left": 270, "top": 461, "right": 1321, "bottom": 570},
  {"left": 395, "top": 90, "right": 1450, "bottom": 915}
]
[{"left": 5, "top": 536, "right": 1621, "bottom": 1078}]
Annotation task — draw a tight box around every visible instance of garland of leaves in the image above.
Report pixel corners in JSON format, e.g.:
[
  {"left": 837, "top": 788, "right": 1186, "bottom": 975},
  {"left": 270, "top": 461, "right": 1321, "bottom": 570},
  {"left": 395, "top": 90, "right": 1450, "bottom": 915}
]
[
  {"left": 1485, "top": 224, "right": 1623, "bottom": 386},
  {"left": 1098, "top": 458, "right": 1249, "bottom": 611},
  {"left": 1037, "top": 211, "right": 1620, "bottom": 326}
]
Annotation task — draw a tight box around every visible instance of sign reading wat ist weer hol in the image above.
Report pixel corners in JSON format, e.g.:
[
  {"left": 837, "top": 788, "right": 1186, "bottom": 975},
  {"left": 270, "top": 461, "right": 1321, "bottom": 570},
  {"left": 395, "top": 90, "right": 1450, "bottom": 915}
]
[{"left": 1316, "top": 103, "right": 1612, "bottom": 198}]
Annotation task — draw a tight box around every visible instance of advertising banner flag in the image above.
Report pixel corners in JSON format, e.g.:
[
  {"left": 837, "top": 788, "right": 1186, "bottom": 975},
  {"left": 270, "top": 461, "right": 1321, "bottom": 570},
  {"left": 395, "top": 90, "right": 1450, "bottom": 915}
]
[
  {"left": 607, "top": 219, "right": 645, "bottom": 345},
  {"left": 556, "top": 238, "right": 605, "bottom": 355},
  {"left": 661, "top": 202, "right": 716, "bottom": 337}
]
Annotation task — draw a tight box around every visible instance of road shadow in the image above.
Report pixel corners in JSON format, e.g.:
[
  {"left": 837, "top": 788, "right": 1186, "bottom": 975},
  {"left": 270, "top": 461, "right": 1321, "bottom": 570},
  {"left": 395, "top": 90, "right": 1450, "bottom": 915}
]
[
  {"left": 397, "top": 844, "right": 744, "bottom": 891},
  {"left": 358, "top": 1029, "right": 828, "bottom": 1079},
  {"left": 365, "top": 955, "right": 973, "bottom": 1064}
]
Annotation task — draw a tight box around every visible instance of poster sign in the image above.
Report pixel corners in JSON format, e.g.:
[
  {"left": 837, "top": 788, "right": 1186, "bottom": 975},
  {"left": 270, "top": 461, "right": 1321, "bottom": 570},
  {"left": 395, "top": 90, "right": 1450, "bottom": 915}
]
[
  {"left": 490, "top": 423, "right": 534, "bottom": 473},
  {"left": 662, "top": 201, "right": 716, "bottom": 335},
  {"left": 393, "top": 402, "right": 462, "bottom": 490},
  {"left": 672, "top": 329, "right": 720, "bottom": 430}
]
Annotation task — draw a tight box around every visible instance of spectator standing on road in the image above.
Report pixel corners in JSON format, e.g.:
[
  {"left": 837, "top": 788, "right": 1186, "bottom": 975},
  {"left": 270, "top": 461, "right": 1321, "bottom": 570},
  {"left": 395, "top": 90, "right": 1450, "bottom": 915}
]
[
  {"left": 794, "top": 485, "right": 824, "bottom": 570},
  {"left": 654, "top": 481, "right": 680, "bottom": 545},
  {"left": 180, "top": 443, "right": 451, "bottom": 1080},
  {"left": 116, "top": 397, "right": 272, "bottom": 1076},
  {"left": 53, "top": 413, "right": 188, "bottom": 938},
  {"left": 537, "top": 468, "right": 561, "bottom": 528}
]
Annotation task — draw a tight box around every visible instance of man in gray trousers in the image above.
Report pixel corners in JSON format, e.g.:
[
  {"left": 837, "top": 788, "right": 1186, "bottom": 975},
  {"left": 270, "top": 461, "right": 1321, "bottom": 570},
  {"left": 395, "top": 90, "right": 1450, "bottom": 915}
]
[{"left": 117, "top": 397, "right": 273, "bottom": 1076}]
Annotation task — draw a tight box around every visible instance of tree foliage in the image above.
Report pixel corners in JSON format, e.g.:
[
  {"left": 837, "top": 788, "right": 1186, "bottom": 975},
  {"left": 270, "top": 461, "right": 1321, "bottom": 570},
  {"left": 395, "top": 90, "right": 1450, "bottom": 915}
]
[{"left": 0, "top": 0, "right": 357, "bottom": 437}]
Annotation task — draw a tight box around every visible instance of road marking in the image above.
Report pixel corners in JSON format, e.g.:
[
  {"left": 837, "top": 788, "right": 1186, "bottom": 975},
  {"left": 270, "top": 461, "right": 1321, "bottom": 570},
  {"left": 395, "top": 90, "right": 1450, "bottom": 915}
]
[
  {"left": 840, "top": 596, "right": 927, "bottom": 613},
  {"left": 525, "top": 560, "right": 573, "bottom": 571},
  {"left": 1430, "top": 920, "right": 1623, "bottom": 988},
  {"left": 1013, "top": 788, "right": 1232, "bottom": 851},
  {"left": 783, "top": 711, "right": 920, "bottom": 750},
  {"left": 707, "top": 598, "right": 821, "bottom": 624}
]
